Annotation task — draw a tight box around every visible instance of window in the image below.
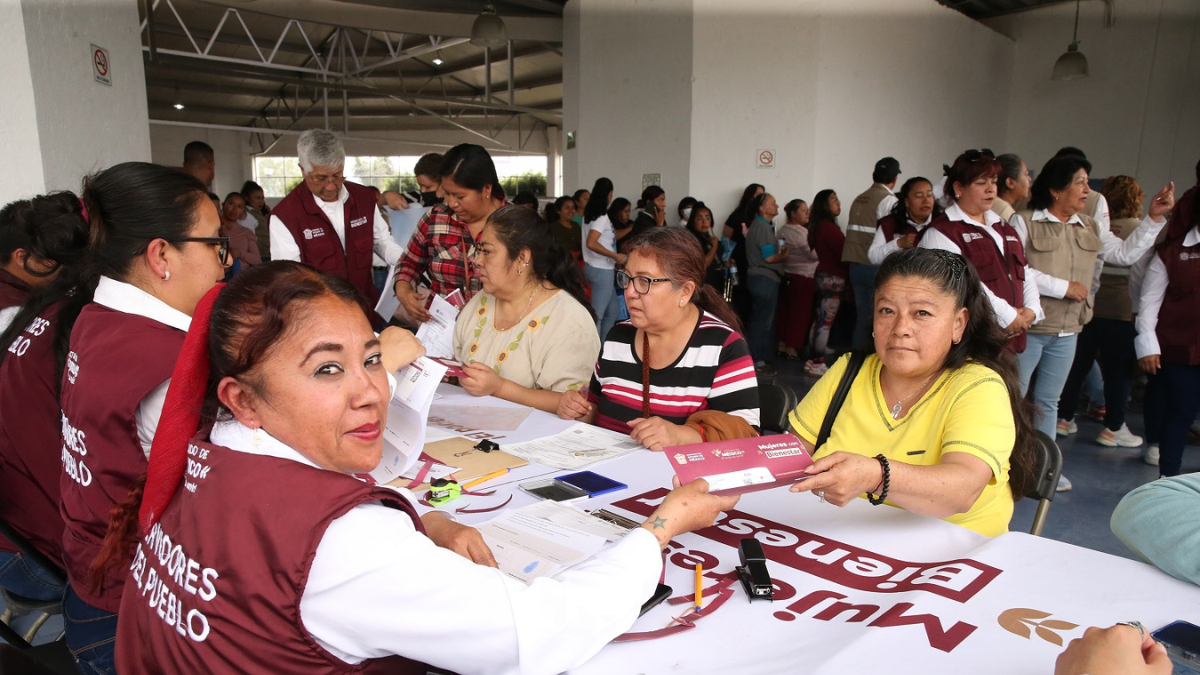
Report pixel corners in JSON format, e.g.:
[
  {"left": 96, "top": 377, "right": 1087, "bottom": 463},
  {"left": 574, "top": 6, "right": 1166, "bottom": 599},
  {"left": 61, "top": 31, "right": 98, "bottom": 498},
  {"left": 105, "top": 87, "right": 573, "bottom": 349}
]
[{"left": 254, "top": 155, "right": 549, "bottom": 198}]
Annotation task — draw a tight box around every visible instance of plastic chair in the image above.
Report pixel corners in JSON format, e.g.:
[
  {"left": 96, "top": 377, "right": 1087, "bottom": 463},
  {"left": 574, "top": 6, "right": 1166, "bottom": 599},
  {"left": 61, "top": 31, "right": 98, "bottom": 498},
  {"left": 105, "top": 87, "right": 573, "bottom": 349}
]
[
  {"left": 1026, "top": 431, "right": 1063, "bottom": 536},
  {"left": 757, "top": 379, "right": 798, "bottom": 434},
  {"left": 0, "top": 508, "right": 66, "bottom": 645}
]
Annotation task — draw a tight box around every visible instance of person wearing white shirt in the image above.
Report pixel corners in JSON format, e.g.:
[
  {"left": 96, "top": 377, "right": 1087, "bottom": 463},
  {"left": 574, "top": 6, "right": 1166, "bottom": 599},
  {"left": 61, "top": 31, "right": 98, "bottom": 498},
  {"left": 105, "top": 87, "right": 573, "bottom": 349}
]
[
  {"left": 1011, "top": 154, "right": 1173, "bottom": 491},
  {"left": 111, "top": 261, "right": 739, "bottom": 675},
  {"left": 581, "top": 178, "right": 626, "bottom": 340},
  {"left": 867, "top": 177, "right": 939, "bottom": 266},
  {"left": 268, "top": 129, "right": 406, "bottom": 309},
  {"left": 1134, "top": 213, "right": 1200, "bottom": 478}
]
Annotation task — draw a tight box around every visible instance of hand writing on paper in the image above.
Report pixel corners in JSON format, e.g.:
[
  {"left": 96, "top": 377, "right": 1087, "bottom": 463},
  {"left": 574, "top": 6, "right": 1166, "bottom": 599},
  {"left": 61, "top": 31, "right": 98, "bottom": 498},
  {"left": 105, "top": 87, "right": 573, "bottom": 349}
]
[
  {"left": 628, "top": 417, "right": 702, "bottom": 452},
  {"left": 459, "top": 361, "right": 503, "bottom": 397},
  {"left": 557, "top": 388, "right": 593, "bottom": 421},
  {"left": 789, "top": 452, "right": 884, "bottom": 506},
  {"left": 1054, "top": 624, "right": 1170, "bottom": 675},
  {"left": 421, "top": 512, "right": 498, "bottom": 568},
  {"left": 640, "top": 477, "right": 741, "bottom": 549},
  {"left": 379, "top": 326, "right": 425, "bottom": 374}
]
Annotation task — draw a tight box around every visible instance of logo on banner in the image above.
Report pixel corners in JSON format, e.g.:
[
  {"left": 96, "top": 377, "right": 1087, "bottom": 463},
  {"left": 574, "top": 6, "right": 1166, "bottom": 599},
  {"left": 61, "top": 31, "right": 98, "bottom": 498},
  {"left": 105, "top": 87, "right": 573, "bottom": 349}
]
[{"left": 997, "top": 608, "right": 1080, "bottom": 647}]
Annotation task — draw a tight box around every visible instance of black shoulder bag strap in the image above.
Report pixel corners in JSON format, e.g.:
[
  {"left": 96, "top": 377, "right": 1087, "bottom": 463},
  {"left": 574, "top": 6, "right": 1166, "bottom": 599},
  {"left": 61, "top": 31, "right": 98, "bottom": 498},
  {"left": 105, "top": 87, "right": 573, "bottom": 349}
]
[{"left": 814, "top": 350, "right": 868, "bottom": 452}]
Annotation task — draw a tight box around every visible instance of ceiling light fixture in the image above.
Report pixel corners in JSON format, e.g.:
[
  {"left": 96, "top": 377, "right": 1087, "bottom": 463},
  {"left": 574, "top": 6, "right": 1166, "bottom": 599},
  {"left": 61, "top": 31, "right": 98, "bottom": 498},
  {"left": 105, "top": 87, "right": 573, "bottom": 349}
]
[
  {"left": 1051, "top": 0, "right": 1089, "bottom": 81},
  {"left": 173, "top": 88, "right": 185, "bottom": 110},
  {"left": 470, "top": 2, "right": 507, "bottom": 48},
  {"left": 432, "top": 51, "right": 444, "bottom": 66}
]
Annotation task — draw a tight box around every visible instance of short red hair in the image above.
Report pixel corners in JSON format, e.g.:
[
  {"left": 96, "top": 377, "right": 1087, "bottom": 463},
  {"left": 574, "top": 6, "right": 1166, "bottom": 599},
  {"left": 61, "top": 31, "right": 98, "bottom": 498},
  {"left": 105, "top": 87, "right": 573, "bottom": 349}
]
[{"left": 947, "top": 150, "right": 1001, "bottom": 202}]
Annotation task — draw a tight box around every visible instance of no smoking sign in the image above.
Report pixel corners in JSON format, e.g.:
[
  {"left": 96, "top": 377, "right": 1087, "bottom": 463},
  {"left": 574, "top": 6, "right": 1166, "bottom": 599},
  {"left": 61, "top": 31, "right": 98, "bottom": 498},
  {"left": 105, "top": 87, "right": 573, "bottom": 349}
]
[
  {"left": 92, "top": 44, "right": 111, "bottom": 86},
  {"left": 757, "top": 149, "right": 775, "bottom": 169}
]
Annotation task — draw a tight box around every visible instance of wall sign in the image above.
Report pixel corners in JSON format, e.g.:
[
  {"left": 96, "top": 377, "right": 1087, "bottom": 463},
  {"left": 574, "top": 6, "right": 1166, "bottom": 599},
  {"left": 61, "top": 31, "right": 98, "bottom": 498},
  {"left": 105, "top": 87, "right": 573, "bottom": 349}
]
[
  {"left": 642, "top": 173, "right": 661, "bottom": 190},
  {"left": 758, "top": 149, "right": 775, "bottom": 169},
  {"left": 92, "top": 44, "right": 111, "bottom": 86}
]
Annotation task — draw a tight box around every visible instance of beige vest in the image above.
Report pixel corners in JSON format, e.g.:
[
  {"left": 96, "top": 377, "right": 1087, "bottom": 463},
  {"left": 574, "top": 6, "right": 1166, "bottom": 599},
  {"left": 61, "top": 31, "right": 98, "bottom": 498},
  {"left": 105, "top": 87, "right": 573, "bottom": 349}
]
[
  {"left": 1093, "top": 216, "right": 1139, "bottom": 321},
  {"left": 1083, "top": 190, "right": 1103, "bottom": 220},
  {"left": 1019, "top": 209, "right": 1102, "bottom": 334},
  {"left": 991, "top": 197, "right": 1015, "bottom": 224},
  {"left": 842, "top": 183, "right": 891, "bottom": 265}
]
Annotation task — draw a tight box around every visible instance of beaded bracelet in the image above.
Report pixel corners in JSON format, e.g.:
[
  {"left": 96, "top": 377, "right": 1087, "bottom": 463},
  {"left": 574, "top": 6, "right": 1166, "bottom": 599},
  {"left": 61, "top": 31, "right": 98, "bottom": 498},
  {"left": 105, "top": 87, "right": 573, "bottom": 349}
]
[{"left": 868, "top": 454, "right": 890, "bottom": 505}]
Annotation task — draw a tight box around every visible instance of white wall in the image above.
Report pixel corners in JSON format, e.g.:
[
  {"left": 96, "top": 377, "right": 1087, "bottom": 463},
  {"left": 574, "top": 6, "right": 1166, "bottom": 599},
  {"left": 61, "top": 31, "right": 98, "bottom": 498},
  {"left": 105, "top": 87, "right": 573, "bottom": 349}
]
[
  {"left": 149, "top": 124, "right": 253, "bottom": 201},
  {"left": 21, "top": 0, "right": 151, "bottom": 194},
  {"left": 989, "top": 0, "right": 1200, "bottom": 191},
  {"left": 0, "top": 0, "right": 46, "bottom": 204},
  {"left": 689, "top": 0, "right": 1013, "bottom": 225},
  {"left": 566, "top": 0, "right": 694, "bottom": 208}
]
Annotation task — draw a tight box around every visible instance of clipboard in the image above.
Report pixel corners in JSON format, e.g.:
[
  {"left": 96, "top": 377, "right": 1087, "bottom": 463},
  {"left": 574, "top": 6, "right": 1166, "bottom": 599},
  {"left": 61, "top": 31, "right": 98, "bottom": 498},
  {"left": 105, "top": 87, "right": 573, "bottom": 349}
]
[{"left": 394, "top": 436, "right": 529, "bottom": 491}]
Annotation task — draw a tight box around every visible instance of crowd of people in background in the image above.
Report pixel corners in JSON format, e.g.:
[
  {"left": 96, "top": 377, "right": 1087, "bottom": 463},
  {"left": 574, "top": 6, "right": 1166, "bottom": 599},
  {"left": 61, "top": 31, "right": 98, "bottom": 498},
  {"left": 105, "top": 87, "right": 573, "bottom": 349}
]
[{"left": 0, "top": 127, "right": 1197, "bottom": 675}]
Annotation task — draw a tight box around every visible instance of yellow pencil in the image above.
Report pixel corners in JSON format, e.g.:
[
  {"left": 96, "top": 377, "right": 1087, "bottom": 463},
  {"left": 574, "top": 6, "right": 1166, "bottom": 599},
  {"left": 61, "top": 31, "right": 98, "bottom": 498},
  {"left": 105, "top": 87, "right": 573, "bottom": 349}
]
[
  {"left": 694, "top": 563, "right": 703, "bottom": 614},
  {"left": 462, "top": 468, "right": 510, "bottom": 490}
]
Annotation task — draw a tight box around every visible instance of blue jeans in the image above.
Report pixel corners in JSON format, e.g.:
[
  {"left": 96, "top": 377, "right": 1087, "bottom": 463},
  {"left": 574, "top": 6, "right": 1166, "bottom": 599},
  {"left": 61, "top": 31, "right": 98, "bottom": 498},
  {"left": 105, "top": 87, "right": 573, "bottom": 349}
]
[
  {"left": 63, "top": 587, "right": 117, "bottom": 675},
  {"left": 746, "top": 273, "right": 780, "bottom": 363},
  {"left": 584, "top": 264, "right": 620, "bottom": 341},
  {"left": 1017, "top": 332, "right": 1079, "bottom": 441},
  {"left": 0, "top": 551, "right": 65, "bottom": 602},
  {"left": 848, "top": 263, "right": 878, "bottom": 350}
]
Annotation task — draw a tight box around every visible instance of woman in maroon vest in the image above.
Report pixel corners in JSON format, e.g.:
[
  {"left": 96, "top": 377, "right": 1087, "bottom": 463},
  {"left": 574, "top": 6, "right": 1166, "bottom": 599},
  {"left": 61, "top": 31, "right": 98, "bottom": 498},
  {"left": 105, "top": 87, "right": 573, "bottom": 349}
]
[
  {"left": 1136, "top": 197, "right": 1200, "bottom": 477},
  {"left": 98, "top": 261, "right": 738, "bottom": 675},
  {"left": 919, "top": 149, "right": 1043, "bottom": 352},
  {"left": 0, "top": 196, "right": 80, "bottom": 333},
  {"left": 56, "top": 162, "right": 229, "bottom": 674},
  {"left": 0, "top": 192, "right": 90, "bottom": 605},
  {"left": 867, "top": 176, "right": 940, "bottom": 266}
]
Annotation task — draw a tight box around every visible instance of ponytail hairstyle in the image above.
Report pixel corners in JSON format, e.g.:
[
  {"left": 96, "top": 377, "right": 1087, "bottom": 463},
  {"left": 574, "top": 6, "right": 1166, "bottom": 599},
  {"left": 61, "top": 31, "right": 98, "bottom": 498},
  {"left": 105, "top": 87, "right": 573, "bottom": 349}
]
[
  {"left": 637, "top": 185, "right": 665, "bottom": 211},
  {"left": 544, "top": 195, "right": 575, "bottom": 225},
  {"left": 783, "top": 199, "right": 807, "bottom": 223},
  {"left": 607, "top": 197, "right": 632, "bottom": 226},
  {"left": 439, "top": 143, "right": 505, "bottom": 201},
  {"left": 889, "top": 176, "right": 941, "bottom": 224},
  {"left": 485, "top": 206, "right": 594, "bottom": 320},
  {"left": 873, "top": 248, "right": 1038, "bottom": 499},
  {"left": 0, "top": 193, "right": 91, "bottom": 385},
  {"left": 995, "top": 154, "right": 1025, "bottom": 201},
  {"left": 622, "top": 227, "right": 742, "bottom": 333},
  {"left": 583, "top": 177, "right": 614, "bottom": 224},
  {"left": 92, "top": 262, "right": 364, "bottom": 584},
  {"left": 808, "top": 189, "right": 838, "bottom": 250}
]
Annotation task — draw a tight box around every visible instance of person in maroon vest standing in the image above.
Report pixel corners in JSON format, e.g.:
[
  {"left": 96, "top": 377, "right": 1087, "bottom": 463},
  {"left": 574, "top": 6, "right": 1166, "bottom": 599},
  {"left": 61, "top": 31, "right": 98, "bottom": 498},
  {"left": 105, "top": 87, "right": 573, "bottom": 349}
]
[
  {"left": 97, "top": 261, "right": 738, "bottom": 675},
  {"left": 268, "top": 129, "right": 406, "bottom": 311},
  {"left": 56, "top": 162, "right": 229, "bottom": 674},
  {"left": 0, "top": 192, "right": 90, "bottom": 606},
  {"left": 867, "top": 176, "right": 940, "bottom": 266},
  {"left": 1136, "top": 195, "right": 1200, "bottom": 478},
  {"left": 919, "top": 149, "right": 1044, "bottom": 353}
]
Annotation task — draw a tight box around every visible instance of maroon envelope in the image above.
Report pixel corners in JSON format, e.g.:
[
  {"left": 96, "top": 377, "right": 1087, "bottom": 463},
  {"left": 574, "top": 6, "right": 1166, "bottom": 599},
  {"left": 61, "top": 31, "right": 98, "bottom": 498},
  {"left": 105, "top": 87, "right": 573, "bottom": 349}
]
[{"left": 665, "top": 434, "right": 814, "bottom": 495}]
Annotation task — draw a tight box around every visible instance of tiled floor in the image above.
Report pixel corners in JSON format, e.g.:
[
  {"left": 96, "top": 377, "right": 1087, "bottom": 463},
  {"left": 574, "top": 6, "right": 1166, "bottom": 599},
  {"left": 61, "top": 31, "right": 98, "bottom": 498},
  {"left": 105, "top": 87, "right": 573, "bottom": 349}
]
[{"left": 772, "top": 355, "right": 1193, "bottom": 560}]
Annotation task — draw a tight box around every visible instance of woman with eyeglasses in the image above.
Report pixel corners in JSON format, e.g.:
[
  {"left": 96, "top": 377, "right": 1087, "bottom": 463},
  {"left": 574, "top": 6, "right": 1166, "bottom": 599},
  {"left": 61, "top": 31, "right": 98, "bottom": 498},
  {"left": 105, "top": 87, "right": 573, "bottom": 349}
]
[
  {"left": 453, "top": 206, "right": 599, "bottom": 414},
  {"left": 52, "top": 162, "right": 229, "bottom": 672},
  {"left": 558, "top": 228, "right": 760, "bottom": 450}
]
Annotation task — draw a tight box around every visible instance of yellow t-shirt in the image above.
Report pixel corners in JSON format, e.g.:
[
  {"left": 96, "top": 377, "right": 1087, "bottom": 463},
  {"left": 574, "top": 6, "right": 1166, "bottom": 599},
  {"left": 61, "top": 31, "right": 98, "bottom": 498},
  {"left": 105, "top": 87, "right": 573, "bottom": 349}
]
[{"left": 788, "top": 353, "right": 1016, "bottom": 537}]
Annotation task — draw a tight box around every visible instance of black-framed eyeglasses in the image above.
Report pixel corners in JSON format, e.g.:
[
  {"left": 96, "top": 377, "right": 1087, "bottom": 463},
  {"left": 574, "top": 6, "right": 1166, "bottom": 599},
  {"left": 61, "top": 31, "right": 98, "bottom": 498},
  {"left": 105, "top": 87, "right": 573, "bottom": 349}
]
[
  {"left": 172, "top": 236, "right": 230, "bottom": 265},
  {"left": 616, "top": 270, "right": 672, "bottom": 294}
]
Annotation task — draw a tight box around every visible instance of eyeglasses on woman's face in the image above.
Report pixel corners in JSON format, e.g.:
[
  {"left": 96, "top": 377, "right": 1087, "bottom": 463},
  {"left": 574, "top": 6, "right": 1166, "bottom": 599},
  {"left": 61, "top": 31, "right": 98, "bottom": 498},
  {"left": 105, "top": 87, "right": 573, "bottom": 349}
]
[
  {"left": 173, "top": 236, "right": 231, "bottom": 266},
  {"left": 616, "top": 269, "right": 672, "bottom": 295}
]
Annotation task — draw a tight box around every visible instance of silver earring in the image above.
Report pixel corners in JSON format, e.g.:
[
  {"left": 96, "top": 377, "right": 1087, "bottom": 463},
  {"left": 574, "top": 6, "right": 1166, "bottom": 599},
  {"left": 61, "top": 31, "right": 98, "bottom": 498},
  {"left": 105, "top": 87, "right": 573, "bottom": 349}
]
[
  {"left": 679, "top": 299, "right": 686, "bottom": 307},
  {"left": 163, "top": 271, "right": 170, "bottom": 281},
  {"left": 871, "top": 331, "right": 875, "bottom": 337}
]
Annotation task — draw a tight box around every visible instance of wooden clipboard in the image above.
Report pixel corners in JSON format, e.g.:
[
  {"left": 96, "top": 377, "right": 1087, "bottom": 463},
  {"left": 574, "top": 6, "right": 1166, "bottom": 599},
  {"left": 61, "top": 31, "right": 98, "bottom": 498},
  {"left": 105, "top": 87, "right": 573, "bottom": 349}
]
[{"left": 388, "top": 436, "right": 529, "bottom": 490}]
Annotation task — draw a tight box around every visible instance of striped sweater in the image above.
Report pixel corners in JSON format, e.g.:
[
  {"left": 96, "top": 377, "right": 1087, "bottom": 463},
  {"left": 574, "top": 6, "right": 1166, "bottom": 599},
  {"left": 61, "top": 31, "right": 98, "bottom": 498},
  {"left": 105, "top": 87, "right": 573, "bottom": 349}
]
[{"left": 588, "top": 311, "right": 760, "bottom": 433}]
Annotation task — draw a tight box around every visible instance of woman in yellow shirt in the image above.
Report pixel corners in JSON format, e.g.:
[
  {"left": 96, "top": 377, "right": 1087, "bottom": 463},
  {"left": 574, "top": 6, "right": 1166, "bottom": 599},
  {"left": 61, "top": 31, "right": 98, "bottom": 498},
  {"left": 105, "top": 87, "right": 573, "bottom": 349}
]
[{"left": 788, "top": 248, "right": 1038, "bottom": 536}]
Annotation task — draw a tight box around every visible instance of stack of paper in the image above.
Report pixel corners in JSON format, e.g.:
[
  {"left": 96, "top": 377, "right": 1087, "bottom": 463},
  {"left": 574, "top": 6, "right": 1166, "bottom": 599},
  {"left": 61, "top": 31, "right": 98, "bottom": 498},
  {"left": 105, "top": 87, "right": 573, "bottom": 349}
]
[
  {"left": 477, "top": 501, "right": 630, "bottom": 584},
  {"left": 500, "top": 423, "right": 643, "bottom": 470},
  {"left": 370, "top": 356, "right": 448, "bottom": 484}
]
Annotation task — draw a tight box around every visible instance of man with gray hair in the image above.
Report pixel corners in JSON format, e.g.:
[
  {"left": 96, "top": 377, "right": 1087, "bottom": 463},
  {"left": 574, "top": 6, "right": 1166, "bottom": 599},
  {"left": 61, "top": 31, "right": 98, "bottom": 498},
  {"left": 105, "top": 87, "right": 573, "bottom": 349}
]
[{"left": 269, "top": 129, "right": 405, "bottom": 311}]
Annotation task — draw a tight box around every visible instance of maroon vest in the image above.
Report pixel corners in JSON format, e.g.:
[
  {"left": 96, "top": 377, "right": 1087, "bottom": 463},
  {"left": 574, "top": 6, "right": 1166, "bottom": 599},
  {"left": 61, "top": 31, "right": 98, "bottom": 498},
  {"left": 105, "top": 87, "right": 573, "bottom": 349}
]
[
  {"left": 271, "top": 181, "right": 381, "bottom": 309},
  {"left": 926, "top": 214, "right": 1029, "bottom": 353},
  {"left": 115, "top": 439, "right": 427, "bottom": 675},
  {"left": 1156, "top": 235, "right": 1200, "bottom": 365},
  {"left": 0, "top": 303, "right": 65, "bottom": 564},
  {"left": 877, "top": 214, "right": 920, "bottom": 244},
  {"left": 59, "top": 304, "right": 185, "bottom": 611},
  {"left": 0, "top": 269, "right": 31, "bottom": 312}
]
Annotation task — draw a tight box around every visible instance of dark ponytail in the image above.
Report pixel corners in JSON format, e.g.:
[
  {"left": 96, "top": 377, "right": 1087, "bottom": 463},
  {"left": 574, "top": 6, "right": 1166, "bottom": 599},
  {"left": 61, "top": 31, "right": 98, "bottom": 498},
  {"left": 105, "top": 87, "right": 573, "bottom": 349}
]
[
  {"left": 486, "top": 206, "right": 594, "bottom": 319},
  {"left": 583, "top": 177, "right": 614, "bottom": 225},
  {"left": 623, "top": 227, "right": 743, "bottom": 333},
  {"left": 873, "top": 247, "right": 1038, "bottom": 499},
  {"left": 440, "top": 144, "right": 505, "bottom": 200}
]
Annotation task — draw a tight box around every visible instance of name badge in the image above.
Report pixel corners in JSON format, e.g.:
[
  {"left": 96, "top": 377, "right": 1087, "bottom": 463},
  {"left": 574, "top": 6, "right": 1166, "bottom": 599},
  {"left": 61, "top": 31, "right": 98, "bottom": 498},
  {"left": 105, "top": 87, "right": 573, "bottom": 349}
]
[
  {"left": 349, "top": 216, "right": 369, "bottom": 228},
  {"left": 303, "top": 228, "right": 326, "bottom": 240}
]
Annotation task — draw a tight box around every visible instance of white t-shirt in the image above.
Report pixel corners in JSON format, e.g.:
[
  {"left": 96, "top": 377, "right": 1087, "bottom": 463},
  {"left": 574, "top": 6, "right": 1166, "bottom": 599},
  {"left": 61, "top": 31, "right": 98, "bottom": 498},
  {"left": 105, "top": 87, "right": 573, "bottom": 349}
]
[{"left": 582, "top": 214, "right": 617, "bottom": 269}]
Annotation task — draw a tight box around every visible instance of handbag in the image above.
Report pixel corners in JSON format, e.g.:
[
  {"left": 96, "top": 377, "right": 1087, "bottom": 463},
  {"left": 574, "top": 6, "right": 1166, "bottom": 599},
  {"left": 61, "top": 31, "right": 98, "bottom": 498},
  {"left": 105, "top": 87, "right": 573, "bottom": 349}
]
[{"left": 814, "top": 351, "right": 868, "bottom": 452}]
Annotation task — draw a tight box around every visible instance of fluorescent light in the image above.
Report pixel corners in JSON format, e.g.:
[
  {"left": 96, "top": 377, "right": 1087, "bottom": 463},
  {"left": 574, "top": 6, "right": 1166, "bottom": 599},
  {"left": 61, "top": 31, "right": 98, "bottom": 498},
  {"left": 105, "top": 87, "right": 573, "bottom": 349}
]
[{"left": 174, "top": 102, "right": 185, "bottom": 110}]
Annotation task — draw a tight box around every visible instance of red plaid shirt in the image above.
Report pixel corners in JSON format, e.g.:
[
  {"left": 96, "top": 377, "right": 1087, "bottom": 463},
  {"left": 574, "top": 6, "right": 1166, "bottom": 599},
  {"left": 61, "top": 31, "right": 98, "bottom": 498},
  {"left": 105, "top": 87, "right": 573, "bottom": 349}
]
[{"left": 395, "top": 204, "right": 482, "bottom": 298}]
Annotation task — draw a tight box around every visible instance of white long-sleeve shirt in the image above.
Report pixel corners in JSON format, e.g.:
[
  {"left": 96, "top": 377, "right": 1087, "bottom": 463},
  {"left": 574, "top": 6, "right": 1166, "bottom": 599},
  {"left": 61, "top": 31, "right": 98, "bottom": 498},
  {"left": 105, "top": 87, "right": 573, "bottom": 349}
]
[
  {"left": 1134, "top": 227, "right": 1200, "bottom": 359},
  {"left": 269, "top": 185, "right": 406, "bottom": 266},
  {"left": 866, "top": 214, "right": 931, "bottom": 266},
  {"left": 92, "top": 276, "right": 192, "bottom": 459},
  {"left": 209, "top": 420, "right": 661, "bottom": 675},
  {"left": 918, "top": 203, "right": 1045, "bottom": 328}
]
